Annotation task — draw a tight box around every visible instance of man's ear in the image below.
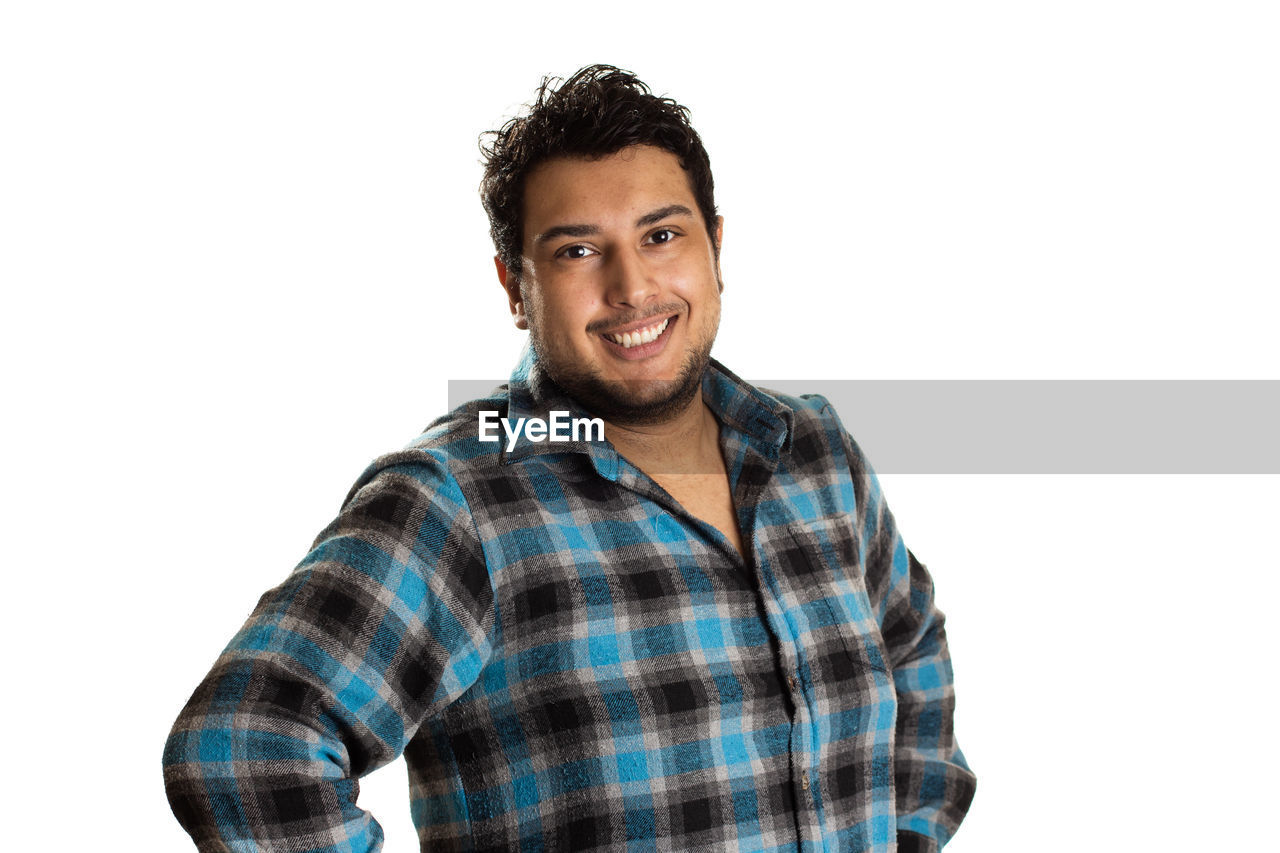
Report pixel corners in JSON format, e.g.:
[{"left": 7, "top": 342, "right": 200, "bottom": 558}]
[
  {"left": 713, "top": 216, "right": 725, "bottom": 294},
  {"left": 494, "top": 255, "right": 528, "bottom": 330}
]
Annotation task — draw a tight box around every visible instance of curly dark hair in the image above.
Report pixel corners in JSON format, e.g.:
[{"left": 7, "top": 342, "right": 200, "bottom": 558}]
[{"left": 479, "top": 64, "right": 718, "bottom": 283}]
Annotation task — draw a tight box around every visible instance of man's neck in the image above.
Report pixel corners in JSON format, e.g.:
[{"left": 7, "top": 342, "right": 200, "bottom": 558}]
[
  {"left": 602, "top": 392, "right": 723, "bottom": 477},
  {"left": 602, "top": 391, "right": 744, "bottom": 558}
]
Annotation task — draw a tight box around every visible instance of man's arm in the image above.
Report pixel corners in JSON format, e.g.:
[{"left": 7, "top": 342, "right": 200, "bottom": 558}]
[
  {"left": 844, "top": 431, "right": 977, "bottom": 852},
  {"left": 162, "top": 450, "right": 493, "bottom": 852}
]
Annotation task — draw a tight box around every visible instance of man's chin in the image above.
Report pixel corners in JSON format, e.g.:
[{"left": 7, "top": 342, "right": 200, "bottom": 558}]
[
  {"left": 571, "top": 376, "right": 703, "bottom": 426},
  {"left": 531, "top": 330, "right": 715, "bottom": 427}
]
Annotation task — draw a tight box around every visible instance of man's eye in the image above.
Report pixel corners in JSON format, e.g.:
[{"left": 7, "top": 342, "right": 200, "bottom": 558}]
[
  {"left": 562, "top": 245, "right": 596, "bottom": 260},
  {"left": 648, "top": 229, "right": 677, "bottom": 245}
]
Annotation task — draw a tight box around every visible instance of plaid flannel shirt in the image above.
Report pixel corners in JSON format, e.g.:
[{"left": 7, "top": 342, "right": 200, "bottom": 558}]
[{"left": 164, "top": 350, "right": 975, "bottom": 852}]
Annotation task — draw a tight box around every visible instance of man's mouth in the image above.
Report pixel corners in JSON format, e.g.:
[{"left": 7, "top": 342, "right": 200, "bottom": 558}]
[{"left": 602, "top": 316, "right": 672, "bottom": 349}]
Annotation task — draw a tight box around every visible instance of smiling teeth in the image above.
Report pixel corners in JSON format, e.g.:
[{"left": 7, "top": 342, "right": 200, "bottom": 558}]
[{"left": 607, "top": 318, "right": 670, "bottom": 348}]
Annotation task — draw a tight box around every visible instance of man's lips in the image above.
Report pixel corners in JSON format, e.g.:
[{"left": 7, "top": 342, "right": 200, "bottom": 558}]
[
  {"left": 598, "top": 314, "right": 678, "bottom": 359},
  {"left": 599, "top": 315, "right": 675, "bottom": 349}
]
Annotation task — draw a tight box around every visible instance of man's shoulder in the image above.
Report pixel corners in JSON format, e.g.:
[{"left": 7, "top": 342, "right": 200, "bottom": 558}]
[
  {"left": 409, "top": 388, "right": 512, "bottom": 461},
  {"left": 757, "top": 385, "right": 847, "bottom": 438},
  {"left": 342, "top": 388, "right": 512, "bottom": 502},
  {"left": 707, "top": 361, "right": 840, "bottom": 437},
  {"left": 750, "top": 384, "right": 876, "bottom": 479},
  {"left": 758, "top": 387, "right": 838, "bottom": 419}
]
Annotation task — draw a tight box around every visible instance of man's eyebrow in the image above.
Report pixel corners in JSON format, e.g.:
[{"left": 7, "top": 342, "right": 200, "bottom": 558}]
[
  {"left": 534, "top": 205, "right": 697, "bottom": 247},
  {"left": 635, "top": 204, "right": 695, "bottom": 228},
  {"left": 534, "top": 223, "right": 600, "bottom": 245}
]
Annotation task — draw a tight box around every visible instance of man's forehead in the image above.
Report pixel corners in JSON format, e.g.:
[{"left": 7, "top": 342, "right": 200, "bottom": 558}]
[{"left": 521, "top": 146, "right": 700, "bottom": 235}]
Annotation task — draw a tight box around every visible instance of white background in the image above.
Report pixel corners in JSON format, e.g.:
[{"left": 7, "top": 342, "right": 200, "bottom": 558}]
[{"left": 3, "top": 2, "right": 1277, "bottom": 850}]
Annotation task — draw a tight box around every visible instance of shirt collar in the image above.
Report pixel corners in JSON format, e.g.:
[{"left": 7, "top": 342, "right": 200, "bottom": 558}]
[
  {"left": 701, "top": 358, "right": 793, "bottom": 458},
  {"left": 501, "top": 343, "right": 793, "bottom": 471}
]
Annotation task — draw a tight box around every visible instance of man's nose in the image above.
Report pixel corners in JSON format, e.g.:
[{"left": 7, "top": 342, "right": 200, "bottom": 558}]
[{"left": 604, "top": 247, "right": 656, "bottom": 309}]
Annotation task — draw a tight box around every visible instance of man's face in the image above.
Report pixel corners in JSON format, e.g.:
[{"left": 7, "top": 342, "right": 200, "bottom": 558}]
[{"left": 498, "top": 145, "right": 724, "bottom": 425}]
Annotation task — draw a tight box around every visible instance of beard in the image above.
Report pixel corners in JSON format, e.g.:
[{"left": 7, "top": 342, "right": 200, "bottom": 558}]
[{"left": 530, "top": 314, "right": 718, "bottom": 427}]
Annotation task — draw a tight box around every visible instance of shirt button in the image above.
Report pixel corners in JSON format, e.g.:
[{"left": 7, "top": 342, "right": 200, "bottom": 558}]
[
  {"left": 788, "top": 675, "right": 798, "bottom": 691},
  {"left": 801, "top": 776, "right": 810, "bottom": 790}
]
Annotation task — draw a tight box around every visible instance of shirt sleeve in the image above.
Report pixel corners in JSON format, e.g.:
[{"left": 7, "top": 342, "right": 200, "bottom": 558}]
[
  {"left": 162, "top": 449, "right": 494, "bottom": 852},
  {"left": 843, "top": 431, "right": 977, "bottom": 852}
]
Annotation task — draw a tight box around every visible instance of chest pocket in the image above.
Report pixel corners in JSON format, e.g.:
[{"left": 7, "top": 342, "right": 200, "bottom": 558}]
[{"left": 779, "top": 515, "right": 893, "bottom": 688}]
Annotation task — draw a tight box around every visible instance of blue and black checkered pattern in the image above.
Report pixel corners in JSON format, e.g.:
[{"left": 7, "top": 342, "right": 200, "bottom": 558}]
[{"left": 164, "top": 350, "right": 975, "bottom": 852}]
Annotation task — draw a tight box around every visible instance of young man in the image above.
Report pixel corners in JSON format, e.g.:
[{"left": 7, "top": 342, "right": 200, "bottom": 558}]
[{"left": 164, "top": 66, "right": 976, "bottom": 852}]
